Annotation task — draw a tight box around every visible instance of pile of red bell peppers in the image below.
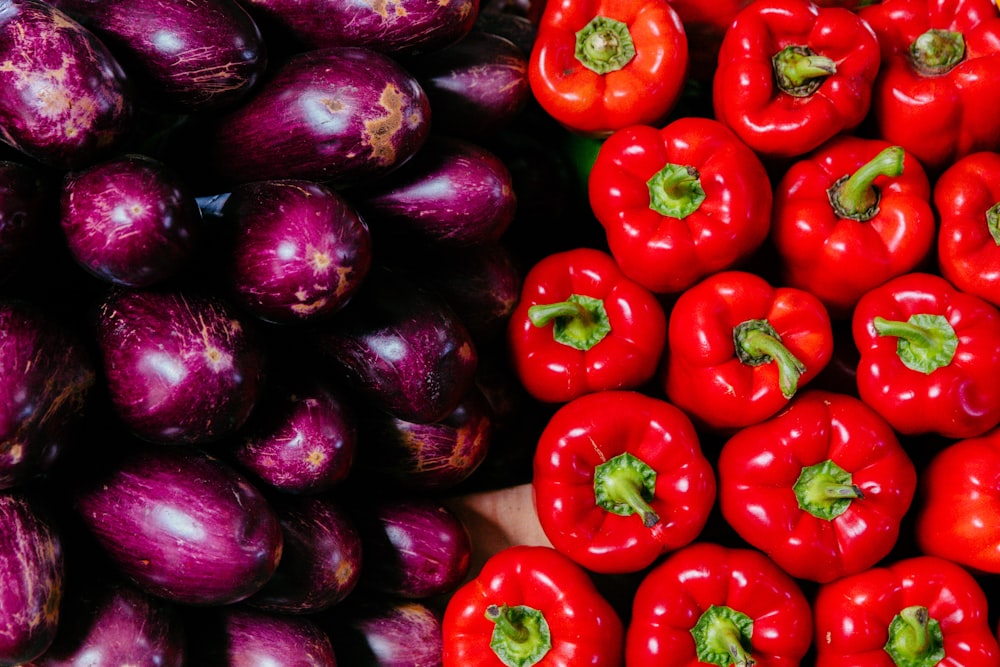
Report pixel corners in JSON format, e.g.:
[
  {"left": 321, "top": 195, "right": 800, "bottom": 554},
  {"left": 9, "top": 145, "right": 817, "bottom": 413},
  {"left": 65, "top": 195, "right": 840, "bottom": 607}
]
[{"left": 442, "top": 0, "right": 1000, "bottom": 663}]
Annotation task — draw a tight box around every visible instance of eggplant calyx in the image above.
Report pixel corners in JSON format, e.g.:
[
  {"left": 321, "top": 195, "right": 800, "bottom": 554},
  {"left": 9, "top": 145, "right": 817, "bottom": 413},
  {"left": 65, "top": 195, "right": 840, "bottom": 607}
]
[
  {"left": 733, "top": 319, "right": 806, "bottom": 399},
  {"left": 486, "top": 604, "right": 552, "bottom": 667},
  {"left": 884, "top": 605, "right": 945, "bottom": 667},
  {"left": 575, "top": 16, "right": 636, "bottom": 74},
  {"left": 772, "top": 45, "right": 837, "bottom": 97},
  {"left": 909, "top": 29, "right": 965, "bottom": 76},
  {"left": 872, "top": 314, "right": 957, "bottom": 374},
  {"left": 691, "top": 604, "right": 756, "bottom": 667},
  {"left": 528, "top": 294, "right": 611, "bottom": 351},
  {"left": 593, "top": 452, "right": 660, "bottom": 527},
  {"left": 793, "top": 459, "right": 863, "bottom": 520},
  {"left": 827, "top": 146, "right": 905, "bottom": 221},
  {"left": 647, "top": 163, "right": 706, "bottom": 219}
]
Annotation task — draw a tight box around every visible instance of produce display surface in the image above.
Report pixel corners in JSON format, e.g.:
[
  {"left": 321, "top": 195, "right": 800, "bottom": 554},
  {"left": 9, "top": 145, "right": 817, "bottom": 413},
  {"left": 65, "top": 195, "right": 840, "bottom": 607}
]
[{"left": 3, "top": 0, "right": 1000, "bottom": 665}]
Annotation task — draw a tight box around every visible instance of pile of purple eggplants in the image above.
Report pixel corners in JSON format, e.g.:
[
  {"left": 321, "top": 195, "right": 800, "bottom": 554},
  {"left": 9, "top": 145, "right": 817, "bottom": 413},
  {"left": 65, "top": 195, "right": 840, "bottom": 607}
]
[{"left": 0, "top": 0, "right": 582, "bottom": 664}]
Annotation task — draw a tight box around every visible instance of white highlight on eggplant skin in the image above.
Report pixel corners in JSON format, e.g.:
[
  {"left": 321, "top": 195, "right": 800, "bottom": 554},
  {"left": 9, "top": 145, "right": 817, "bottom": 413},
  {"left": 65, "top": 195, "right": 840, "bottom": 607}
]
[
  {"left": 152, "top": 504, "right": 206, "bottom": 542},
  {"left": 151, "top": 31, "right": 185, "bottom": 54}
]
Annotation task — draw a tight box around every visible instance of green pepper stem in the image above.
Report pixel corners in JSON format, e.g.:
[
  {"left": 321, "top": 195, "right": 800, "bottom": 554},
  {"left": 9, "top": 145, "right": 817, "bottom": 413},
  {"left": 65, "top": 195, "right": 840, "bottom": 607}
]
[
  {"left": 691, "top": 605, "right": 756, "bottom": 667},
  {"left": 575, "top": 16, "right": 636, "bottom": 74},
  {"left": 987, "top": 202, "right": 1000, "bottom": 245},
  {"left": 829, "top": 146, "right": 905, "bottom": 220},
  {"left": 527, "top": 294, "right": 611, "bottom": 352},
  {"left": 646, "top": 163, "right": 705, "bottom": 219},
  {"left": 734, "top": 320, "right": 806, "bottom": 399},
  {"left": 485, "top": 604, "right": 553, "bottom": 667},
  {"left": 528, "top": 301, "right": 589, "bottom": 327},
  {"left": 772, "top": 45, "right": 837, "bottom": 97},
  {"left": 594, "top": 452, "right": 660, "bottom": 528},
  {"left": 487, "top": 605, "right": 530, "bottom": 643},
  {"left": 909, "top": 29, "right": 965, "bottom": 76},
  {"left": 602, "top": 468, "right": 659, "bottom": 527},
  {"left": 872, "top": 314, "right": 958, "bottom": 374},
  {"left": 794, "top": 459, "right": 861, "bottom": 520},
  {"left": 884, "top": 605, "right": 945, "bottom": 667}
]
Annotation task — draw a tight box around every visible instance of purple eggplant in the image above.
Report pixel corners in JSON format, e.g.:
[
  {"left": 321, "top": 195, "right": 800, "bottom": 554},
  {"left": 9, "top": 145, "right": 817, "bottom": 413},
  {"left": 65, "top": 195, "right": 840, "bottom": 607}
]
[
  {"left": 0, "top": 0, "right": 134, "bottom": 169},
  {"left": 232, "top": 379, "right": 357, "bottom": 495},
  {"left": 73, "top": 443, "right": 283, "bottom": 606},
  {"left": 408, "top": 30, "right": 530, "bottom": 139},
  {"left": 59, "top": 154, "right": 203, "bottom": 288},
  {"left": 199, "top": 47, "right": 431, "bottom": 188},
  {"left": 0, "top": 302, "right": 95, "bottom": 490},
  {"left": 46, "top": 0, "right": 266, "bottom": 112},
  {"left": 240, "top": 0, "right": 478, "bottom": 55},
  {"left": 0, "top": 492, "right": 63, "bottom": 666},
  {"left": 354, "top": 496, "right": 471, "bottom": 600},
  {"left": 353, "top": 136, "right": 516, "bottom": 248},
  {"left": 0, "top": 161, "right": 51, "bottom": 285},
  {"left": 94, "top": 288, "right": 265, "bottom": 445},
  {"left": 314, "top": 266, "right": 478, "bottom": 424},
  {"left": 222, "top": 179, "right": 373, "bottom": 324},
  {"left": 25, "top": 580, "right": 185, "bottom": 667},
  {"left": 190, "top": 606, "right": 338, "bottom": 667},
  {"left": 320, "top": 598, "right": 442, "bottom": 667},
  {"left": 246, "top": 494, "right": 362, "bottom": 614}
]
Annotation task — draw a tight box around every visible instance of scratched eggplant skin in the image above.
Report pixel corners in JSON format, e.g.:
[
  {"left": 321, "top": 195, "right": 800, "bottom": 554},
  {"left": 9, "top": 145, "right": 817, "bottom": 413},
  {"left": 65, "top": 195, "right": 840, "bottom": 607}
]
[
  {"left": 0, "top": 492, "right": 64, "bottom": 667},
  {"left": 0, "top": 0, "right": 134, "bottom": 170}
]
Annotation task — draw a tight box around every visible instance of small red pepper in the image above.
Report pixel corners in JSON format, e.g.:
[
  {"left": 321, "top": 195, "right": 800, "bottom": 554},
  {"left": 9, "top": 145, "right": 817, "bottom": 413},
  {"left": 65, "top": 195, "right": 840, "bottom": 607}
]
[
  {"left": 587, "top": 117, "right": 773, "bottom": 295},
  {"left": 771, "top": 134, "right": 935, "bottom": 319},
  {"left": 914, "top": 427, "right": 1000, "bottom": 574},
  {"left": 935, "top": 151, "right": 1000, "bottom": 309},
  {"left": 508, "top": 248, "right": 667, "bottom": 404},
  {"left": 813, "top": 555, "right": 1000, "bottom": 667},
  {"left": 662, "top": 270, "right": 834, "bottom": 432},
  {"left": 851, "top": 271, "right": 1000, "bottom": 439},
  {"left": 858, "top": 0, "right": 1000, "bottom": 174},
  {"left": 532, "top": 390, "right": 716, "bottom": 574},
  {"left": 442, "top": 545, "right": 624, "bottom": 667},
  {"left": 625, "top": 541, "right": 814, "bottom": 667},
  {"left": 712, "top": 0, "right": 881, "bottom": 160},
  {"left": 718, "top": 389, "right": 918, "bottom": 583},
  {"left": 527, "top": 0, "right": 688, "bottom": 137}
]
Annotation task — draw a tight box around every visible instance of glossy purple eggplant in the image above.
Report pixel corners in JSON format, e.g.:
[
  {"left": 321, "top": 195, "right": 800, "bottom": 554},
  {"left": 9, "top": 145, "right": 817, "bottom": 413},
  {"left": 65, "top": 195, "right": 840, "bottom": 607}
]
[
  {"left": 246, "top": 494, "right": 362, "bottom": 614},
  {"left": 191, "top": 606, "right": 338, "bottom": 667},
  {"left": 222, "top": 179, "right": 372, "bottom": 324},
  {"left": 0, "top": 492, "right": 63, "bottom": 666},
  {"left": 320, "top": 599, "right": 442, "bottom": 667},
  {"left": 353, "top": 136, "right": 516, "bottom": 247},
  {"left": 0, "top": 302, "right": 95, "bottom": 490},
  {"left": 46, "top": 0, "right": 266, "bottom": 112},
  {"left": 73, "top": 444, "right": 283, "bottom": 606},
  {"left": 0, "top": 0, "right": 134, "bottom": 169},
  {"left": 94, "top": 288, "right": 265, "bottom": 445},
  {"left": 0, "top": 161, "right": 50, "bottom": 285},
  {"left": 201, "top": 47, "right": 431, "bottom": 188},
  {"left": 240, "top": 0, "right": 477, "bottom": 55},
  {"left": 60, "top": 154, "right": 203, "bottom": 288},
  {"left": 314, "top": 266, "right": 478, "bottom": 424}
]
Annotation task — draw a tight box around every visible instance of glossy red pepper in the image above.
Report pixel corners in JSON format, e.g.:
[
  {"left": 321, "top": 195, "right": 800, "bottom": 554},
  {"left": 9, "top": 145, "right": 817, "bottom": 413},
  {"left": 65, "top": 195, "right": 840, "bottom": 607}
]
[
  {"left": 527, "top": 0, "right": 688, "bottom": 137},
  {"left": 625, "top": 541, "right": 814, "bottom": 667},
  {"left": 532, "top": 390, "right": 716, "bottom": 574},
  {"left": 771, "top": 135, "right": 935, "bottom": 319},
  {"left": 813, "top": 555, "right": 1000, "bottom": 667},
  {"left": 914, "top": 427, "right": 1000, "bottom": 574},
  {"left": 851, "top": 271, "right": 1000, "bottom": 439},
  {"left": 662, "top": 270, "right": 834, "bottom": 432},
  {"left": 712, "top": 0, "right": 881, "bottom": 160},
  {"left": 508, "top": 248, "right": 667, "bottom": 404},
  {"left": 858, "top": 0, "right": 1000, "bottom": 174},
  {"left": 935, "top": 151, "right": 1000, "bottom": 309},
  {"left": 442, "top": 545, "right": 624, "bottom": 667},
  {"left": 718, "top": 389, "right": 917, "bottom": 583},
  {"left": 587, "top": 117, "right": 773, "bottom": 295}
]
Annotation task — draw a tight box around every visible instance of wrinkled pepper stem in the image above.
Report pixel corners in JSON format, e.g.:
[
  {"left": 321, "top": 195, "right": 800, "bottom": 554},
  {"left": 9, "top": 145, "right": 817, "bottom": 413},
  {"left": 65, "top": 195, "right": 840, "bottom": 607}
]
[
  {"left": 733, "top": 319, "right": 806, "bottom": 399},
  {"left": 872, "top": 314, "right": 957, "bottom": 374},
  {"left": 987, "top": 202, "right": 1000, "bottom": 245},
  {"left": 528, "top": 294, "right": 611, "bottom": 351},
  {"left": 575, "top": 16, "right": 636, "bottom": 74},
  {"left": 793, "top": 459, "right": 863, "bottom": 520},
  {"left": 486, "top": 604, "right": 553, "bottom": 667},
  {"left": 909, "top": 29, "right": 965, "bottom": 76},
  {"left": 772, "top": 45, "right": 837, "bottom": 97},
  {"left": 884, "top": 605, "right": 945, "bottom": 667},
  {"left": 828, "top": 146, "right": 905, "bottom": 221},
  {"left": 646, "top": 163, "right": 706, "bottom": 219},
  {"left": 594, "top": 452, "right": 660, "bottom": 527},
  {"left": 691, "top": 604, "right": 756, "bottom": 667}
]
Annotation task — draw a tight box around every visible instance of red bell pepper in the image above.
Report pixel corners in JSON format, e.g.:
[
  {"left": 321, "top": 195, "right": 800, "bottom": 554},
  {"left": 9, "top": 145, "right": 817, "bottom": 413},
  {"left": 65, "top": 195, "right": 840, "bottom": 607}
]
[
  {"left": 858, "top": 0, "right": 1000, "bottom": 174},
  {"left": 587, "top": 117, "right": 773, "bottom": 295},
  {"left": 508, "top": 248, "right": 667, "bottom": 404},
  {"left": 935, "top": 151, "right": 1000, "bottom": 309},
  {"left": 851, "top": 271, "right": 1000, "bottom": 439},
  {"left": 711, "top": 0, "right": 881, "bottom": 160},
  {"left": 718, "top": 389, "right": 917, "bottom": 583},
  {"left": 527, "top": 0, "right": 688, "bottom": 137},
  {"left": 914, "top": 427, "right": 1000, "bottom": 574},
  {"left": 771, "top": 135, "right": 935, "bottom": 319},
  {"left": 532, "top": 390, "right": 716, "bottom": 574},
  {"left": 442, "top": 545, "right": 624, "bottom": 667},
  {"left": 625, "top": 541, "right": 814, "bottom": 667},
  {"left": 662, "top": 270, "right": 834, "bottom": 432},
  {"left": 813, "top": 555, "right": 1000, "bottom": 667}
]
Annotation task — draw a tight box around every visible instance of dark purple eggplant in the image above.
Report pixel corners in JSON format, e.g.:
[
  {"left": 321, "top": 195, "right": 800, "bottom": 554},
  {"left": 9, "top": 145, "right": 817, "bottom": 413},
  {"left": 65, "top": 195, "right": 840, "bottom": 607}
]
[
  {"left": 240, "top": 0, "right": 478, "bottom": 55},
  {"left": 0, "top": 302, "right": 95, "bottom": 490},
  {"left": 94, "top": 288, "right": 265, "bottom": 445},
  {"left": 73, "top": 443, "right": 283, "bottom": 606},
  {"left": 0, "top": 0, "right": 134, "bottom": 169},
  {"left": 357, "top": 387, "right": 492, "bottom": 492},
  {"left": 246, "top": 494, "right": 362, "bottom": 614},
  {"left": 0, "top": 492, "right": 63, "bottom": 666},
  {"left": 353, "top": 136, "right": 516, "bottom": 248},
  {"left": 25, "top": 580, "right": 184, "bottom": 667},
  {"left": 314, "top": 265, "right": 478, "bottom": 424},
  {"left": 189, "top": 606, "right": 338, "bottom": 667},
  {"left": 46, "top": 0, "right": 266, "bottom": 112},
  {"left": 59, "top": 154, "right": 203, "bottom": 288},
  {"left": 354, "top": 496, "right": 471, "bottom": 600},
  {"left": 222, "top": 179, "right": 373, "bottom": 324},
  {"left": 199, "top": 47, "right": 431, "bottom": 188},
  {"left": 232, "top": 379, "right": 357, "bottom": 495},
  {"left": 0, "top": 161, "right": 50, "bottom": 285},
  {"left": 408, "top": 30, "right": 530, "bottom": 139},
  {"left": 319, "top": 598, "right": 442, "bottom": 667}
]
